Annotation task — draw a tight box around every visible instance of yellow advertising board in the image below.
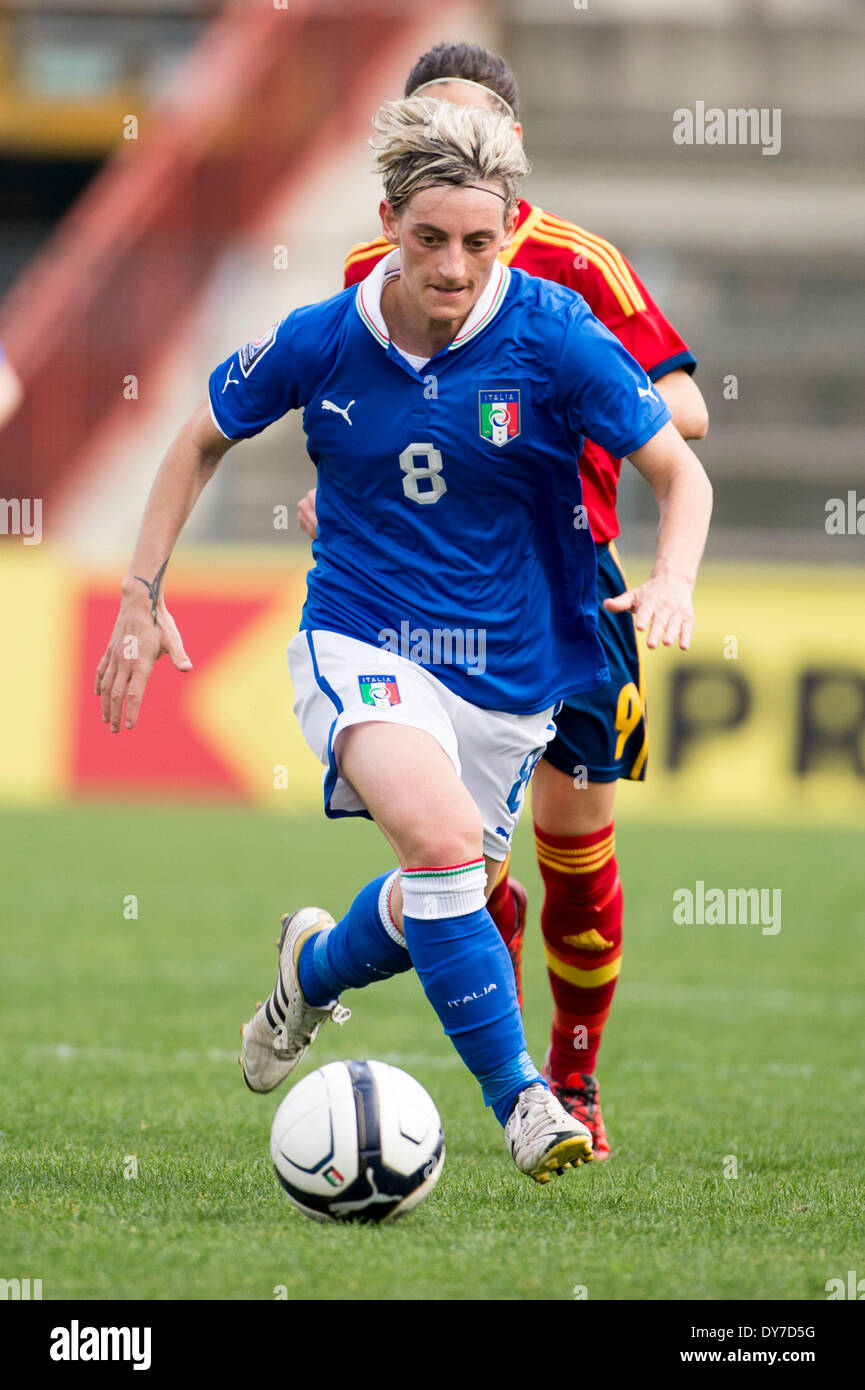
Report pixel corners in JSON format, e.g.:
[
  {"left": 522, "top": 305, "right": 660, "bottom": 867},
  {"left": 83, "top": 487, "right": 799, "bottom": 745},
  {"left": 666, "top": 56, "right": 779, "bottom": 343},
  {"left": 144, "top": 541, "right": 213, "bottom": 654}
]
[
  {"left": 616, "top": 561, "right": 865, "bottom": 825},
  {"left": 0, "top": 548, "right": 862, "bottom": 825}
]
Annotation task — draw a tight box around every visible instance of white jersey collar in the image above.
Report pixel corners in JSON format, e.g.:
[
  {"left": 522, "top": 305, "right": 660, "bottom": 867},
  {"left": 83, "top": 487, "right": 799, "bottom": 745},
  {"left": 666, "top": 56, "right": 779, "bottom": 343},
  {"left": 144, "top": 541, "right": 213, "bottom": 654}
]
[{"left": 355, "top": 247, "right": 510, "bottom": 354}]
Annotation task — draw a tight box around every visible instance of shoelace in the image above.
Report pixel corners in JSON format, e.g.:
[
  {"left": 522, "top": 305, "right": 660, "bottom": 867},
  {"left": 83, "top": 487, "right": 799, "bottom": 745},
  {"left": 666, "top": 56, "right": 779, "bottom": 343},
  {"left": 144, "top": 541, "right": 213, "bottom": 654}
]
[
  {"left": 560, "top": 1078, "right": 597, "bottom": 1107},
  {"left": 274, "top": 1021, "right": 315, "bottom": 1058},
  {"left": 516, "top": 1086, "right": 568, "bottom": 1139},
  {"left": 273, "top": 1001, "right": 351, "bottom": 1058}
]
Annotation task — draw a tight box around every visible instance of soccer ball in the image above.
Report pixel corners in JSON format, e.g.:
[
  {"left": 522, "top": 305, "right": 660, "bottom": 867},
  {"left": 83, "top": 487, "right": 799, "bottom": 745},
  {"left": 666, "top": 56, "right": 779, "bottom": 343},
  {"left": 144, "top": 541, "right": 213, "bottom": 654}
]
[{"left": 270, "top": 1059, "right": 445, "bottom": 1224}]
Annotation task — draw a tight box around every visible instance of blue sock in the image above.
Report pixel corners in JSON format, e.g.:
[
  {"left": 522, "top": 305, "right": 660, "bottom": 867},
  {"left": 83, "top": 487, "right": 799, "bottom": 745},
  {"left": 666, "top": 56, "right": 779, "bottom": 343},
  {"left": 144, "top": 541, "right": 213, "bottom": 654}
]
[
  {"left": 400, "top": 861, "right": 546, "bottom": 1126},
  {"left": 297, "top": 870, "right": 411, "bottom": 1006},
  {"left": 472, "top": 1048, "right": 543, "bottom": 1126}
]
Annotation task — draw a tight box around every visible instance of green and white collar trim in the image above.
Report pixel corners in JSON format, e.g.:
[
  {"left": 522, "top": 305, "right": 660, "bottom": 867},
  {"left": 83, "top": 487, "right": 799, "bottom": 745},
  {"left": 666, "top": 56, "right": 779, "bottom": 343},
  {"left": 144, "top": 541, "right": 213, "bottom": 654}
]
[{"left": 355, "top": 248, "right": 511, "bottom": 353}]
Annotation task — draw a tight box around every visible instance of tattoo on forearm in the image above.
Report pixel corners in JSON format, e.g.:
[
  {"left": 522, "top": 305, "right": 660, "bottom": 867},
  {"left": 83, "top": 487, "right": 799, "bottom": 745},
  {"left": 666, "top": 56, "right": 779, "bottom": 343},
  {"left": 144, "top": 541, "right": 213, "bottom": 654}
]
[{"left": 134, "top": 558, "right": 169, "bottom": 624}]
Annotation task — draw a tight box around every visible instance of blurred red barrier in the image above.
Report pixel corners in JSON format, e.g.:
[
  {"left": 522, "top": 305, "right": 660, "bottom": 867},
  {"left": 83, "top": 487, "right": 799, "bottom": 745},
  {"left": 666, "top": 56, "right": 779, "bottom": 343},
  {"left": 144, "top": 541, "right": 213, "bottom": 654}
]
[
  {"left": 73, "top": 588, "right": 273, "bottom": 800},
  {"left": 0, "top": 0, "right": 435, "bottom": 514}
]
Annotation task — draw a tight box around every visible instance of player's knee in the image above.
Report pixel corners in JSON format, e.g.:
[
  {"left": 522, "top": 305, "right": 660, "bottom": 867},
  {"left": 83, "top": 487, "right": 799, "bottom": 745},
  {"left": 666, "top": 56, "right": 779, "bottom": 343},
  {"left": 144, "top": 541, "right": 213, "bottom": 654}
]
[{"left": 400, "top": 806, "right": 484, "bottom": 869}]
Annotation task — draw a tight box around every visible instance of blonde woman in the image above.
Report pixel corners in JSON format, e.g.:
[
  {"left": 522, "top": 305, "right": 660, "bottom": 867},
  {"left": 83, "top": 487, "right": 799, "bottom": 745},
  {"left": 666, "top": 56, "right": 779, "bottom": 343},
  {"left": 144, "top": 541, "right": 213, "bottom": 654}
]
[{"left": 96, "top": 99, "right": 711, "bottom": 1184}]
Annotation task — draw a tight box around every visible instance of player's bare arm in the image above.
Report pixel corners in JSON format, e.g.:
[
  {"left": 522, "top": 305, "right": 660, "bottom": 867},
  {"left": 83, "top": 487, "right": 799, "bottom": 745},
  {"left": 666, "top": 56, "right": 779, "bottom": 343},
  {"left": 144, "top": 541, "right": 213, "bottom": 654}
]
[
  {"left": 94, "top": 400, "right": 233, "bottom": 732},
  {"left": 297, "top": 487, "right": 318, "bottom": 540},
  {"left": 605, "top": 420, "right": 712, "bottom": 651},
  {"left": 0, "top": 355, "right": 23, "bottom": 429},
  {"left": 654, "top": 367, "right": 709, "bottom": 440}
]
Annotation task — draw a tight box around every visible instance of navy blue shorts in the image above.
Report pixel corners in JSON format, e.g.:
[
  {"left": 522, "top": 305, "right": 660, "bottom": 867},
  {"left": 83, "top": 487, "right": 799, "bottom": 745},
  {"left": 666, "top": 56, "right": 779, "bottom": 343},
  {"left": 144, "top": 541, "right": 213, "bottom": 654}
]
[{"left": 544, "top": 542, "right": 648, "bottom": 783}]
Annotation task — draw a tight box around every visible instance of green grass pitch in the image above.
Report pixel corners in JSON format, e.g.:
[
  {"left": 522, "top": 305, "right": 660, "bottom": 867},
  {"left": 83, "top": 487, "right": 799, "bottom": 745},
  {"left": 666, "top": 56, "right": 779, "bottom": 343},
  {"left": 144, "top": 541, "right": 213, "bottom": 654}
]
[{"left": 1, "top": 803, "right": 862, "bottom": 1301}]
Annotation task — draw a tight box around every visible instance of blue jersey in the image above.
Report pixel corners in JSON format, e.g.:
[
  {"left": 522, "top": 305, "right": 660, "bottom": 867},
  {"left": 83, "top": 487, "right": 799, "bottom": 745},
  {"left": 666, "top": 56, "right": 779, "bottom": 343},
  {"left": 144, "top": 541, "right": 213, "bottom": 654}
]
[{"left": 208, "top": 257, "right": 670, "bottom": 713}]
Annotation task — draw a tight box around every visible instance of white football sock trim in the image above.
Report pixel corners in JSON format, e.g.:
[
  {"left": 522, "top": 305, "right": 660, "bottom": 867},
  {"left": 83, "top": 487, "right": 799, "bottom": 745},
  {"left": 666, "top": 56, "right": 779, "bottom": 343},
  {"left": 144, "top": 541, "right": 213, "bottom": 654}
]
[
  {"left": 378, "top": 870, "right": 406, "bottom": 947},
  {"left": 401, "top": 860, "right": 487, "bottom": 921}
]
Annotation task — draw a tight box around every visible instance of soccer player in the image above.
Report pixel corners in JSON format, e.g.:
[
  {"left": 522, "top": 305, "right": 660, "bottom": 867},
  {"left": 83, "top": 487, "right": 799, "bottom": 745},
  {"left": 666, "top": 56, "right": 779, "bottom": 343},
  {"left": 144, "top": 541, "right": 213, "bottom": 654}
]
[
  {"left": 319, "top": 43, "right": 710, "bottom": 1159},
  {"left": 95, "top": 98, "right": 712, "bottom": 1181}
]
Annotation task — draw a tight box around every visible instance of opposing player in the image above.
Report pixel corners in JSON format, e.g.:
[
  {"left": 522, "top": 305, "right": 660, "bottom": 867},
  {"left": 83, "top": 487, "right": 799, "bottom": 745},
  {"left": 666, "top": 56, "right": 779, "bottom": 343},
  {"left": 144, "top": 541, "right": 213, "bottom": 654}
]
[
  {"left": 95, "top": 99, "right": 712, "bottom": 1180},
  {"left": 322, "top": 44, "right": 710, "bottom": 1159}
]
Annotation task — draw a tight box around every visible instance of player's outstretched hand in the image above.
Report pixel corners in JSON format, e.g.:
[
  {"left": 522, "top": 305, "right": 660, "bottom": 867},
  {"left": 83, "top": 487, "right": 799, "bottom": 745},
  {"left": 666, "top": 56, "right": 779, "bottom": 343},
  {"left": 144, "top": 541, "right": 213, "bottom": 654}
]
[
  {"left": 94, "top": 596, "right": 192, "bottom": 732},
  {"left": 603, "top": 572, "right": 695, "bottom": 651},
  {"left": 297, "top": 488, "right": 318, "bottom": 541}
]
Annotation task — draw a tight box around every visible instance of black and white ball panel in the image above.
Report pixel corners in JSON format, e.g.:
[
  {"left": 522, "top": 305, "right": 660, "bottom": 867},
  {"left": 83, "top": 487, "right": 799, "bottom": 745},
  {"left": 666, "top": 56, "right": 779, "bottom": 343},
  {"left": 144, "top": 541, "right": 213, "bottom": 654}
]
[{"left": 270, "top": 1060, "right": 444, "bottom": 1224}]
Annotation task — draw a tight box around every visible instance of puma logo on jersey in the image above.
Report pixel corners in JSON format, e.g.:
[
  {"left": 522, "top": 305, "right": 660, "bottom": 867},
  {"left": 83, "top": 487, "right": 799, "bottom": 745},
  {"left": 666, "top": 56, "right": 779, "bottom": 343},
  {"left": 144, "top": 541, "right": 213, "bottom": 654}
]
[
  {"left": 637, "top": 384, "right": 659, "bottom": 402},
  {"left": 322, "top": 398, "right": 355, "bottom": 425},
  {"left": 222, "top": 363, "right": 239, "bottom": 392}
]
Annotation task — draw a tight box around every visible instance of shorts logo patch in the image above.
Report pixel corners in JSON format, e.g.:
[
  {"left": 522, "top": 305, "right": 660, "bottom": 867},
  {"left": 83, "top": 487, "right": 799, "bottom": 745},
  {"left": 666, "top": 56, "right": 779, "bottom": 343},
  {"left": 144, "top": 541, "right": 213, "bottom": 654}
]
[
  {"left": 479, "top": 389, "right": 520, "bottom": 447},
  {"left": 238, "top": 323, "right": 278, "bottom": 378},
  {"left": 358, "top": 674, "right": 401, "bottom": 708}
]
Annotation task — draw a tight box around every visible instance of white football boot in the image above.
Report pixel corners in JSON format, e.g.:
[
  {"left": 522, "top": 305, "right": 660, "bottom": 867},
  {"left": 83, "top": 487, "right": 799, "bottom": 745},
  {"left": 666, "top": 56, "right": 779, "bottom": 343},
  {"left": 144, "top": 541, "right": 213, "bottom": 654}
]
[
  {"left": 505, "top": 1083, "right": 594, "bottom": 1182},
  {"left": 240, "top": 907, "right": 350, "bottom": 1093}
]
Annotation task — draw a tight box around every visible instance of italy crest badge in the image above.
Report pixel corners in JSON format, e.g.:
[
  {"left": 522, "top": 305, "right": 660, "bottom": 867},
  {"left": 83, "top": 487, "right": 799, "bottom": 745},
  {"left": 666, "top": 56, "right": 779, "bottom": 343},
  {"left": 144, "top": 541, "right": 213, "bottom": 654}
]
[{"left": 479, "top": 389, "right": 520, "bottom": 447}]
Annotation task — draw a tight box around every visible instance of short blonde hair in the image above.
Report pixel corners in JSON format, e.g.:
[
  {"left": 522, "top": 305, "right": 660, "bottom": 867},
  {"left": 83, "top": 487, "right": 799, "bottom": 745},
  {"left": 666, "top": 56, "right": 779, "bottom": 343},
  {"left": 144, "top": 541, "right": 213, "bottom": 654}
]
[{"left": 370, "top": 95, "right": 529, "bottom": 217}]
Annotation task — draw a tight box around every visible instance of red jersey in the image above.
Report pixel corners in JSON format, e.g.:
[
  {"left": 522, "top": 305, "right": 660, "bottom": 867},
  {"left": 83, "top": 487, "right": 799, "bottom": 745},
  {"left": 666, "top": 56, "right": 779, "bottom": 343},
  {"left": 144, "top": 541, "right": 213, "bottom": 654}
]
[{"left": 343, "top": 199, "right": 696, "bottom": 544}]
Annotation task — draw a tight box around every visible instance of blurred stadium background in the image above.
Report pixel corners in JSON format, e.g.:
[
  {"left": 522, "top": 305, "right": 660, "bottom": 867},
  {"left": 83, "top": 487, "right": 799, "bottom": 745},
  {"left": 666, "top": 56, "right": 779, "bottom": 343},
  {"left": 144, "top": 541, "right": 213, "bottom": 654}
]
[
  {"left": 2, "top": 0, "right": 865, "bottom": 1307},
  {"left": 1, "top": 0, "right": 864, "bottom": 823}
]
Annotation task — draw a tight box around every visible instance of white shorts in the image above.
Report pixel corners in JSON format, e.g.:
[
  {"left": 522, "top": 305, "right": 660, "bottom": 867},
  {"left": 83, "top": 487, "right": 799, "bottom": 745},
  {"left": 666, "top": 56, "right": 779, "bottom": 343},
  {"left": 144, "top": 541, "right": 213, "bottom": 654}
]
[{"left": 287, "top": 630, "right": 557, "bottom": 861}]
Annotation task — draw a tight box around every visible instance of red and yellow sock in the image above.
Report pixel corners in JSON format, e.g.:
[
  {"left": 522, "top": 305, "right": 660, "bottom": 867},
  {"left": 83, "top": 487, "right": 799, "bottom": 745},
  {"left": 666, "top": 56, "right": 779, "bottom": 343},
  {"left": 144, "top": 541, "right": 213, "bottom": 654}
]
[
  {"left": 486, "top": 855, "right": 517, "bottom": 944},
  {"left": 534, "top": 822, "right": 623, "bottom": 1083}
]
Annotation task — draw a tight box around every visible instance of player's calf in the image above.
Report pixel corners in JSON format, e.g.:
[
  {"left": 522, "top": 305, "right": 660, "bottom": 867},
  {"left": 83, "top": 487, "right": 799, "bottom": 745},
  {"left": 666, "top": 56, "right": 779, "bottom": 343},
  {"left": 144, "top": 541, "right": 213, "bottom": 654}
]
[{"left": 486, "top": 863, "right": 528, "bottom": 1006}]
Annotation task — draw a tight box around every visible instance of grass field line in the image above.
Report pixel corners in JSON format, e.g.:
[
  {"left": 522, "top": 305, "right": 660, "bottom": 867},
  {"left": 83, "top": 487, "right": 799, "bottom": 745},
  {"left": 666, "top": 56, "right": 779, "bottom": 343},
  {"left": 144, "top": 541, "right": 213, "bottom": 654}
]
[
  {"left": 3, "top": 1041, "right": 863, "bottom": 1083},
  {"left": 1, "top": 1042, "right": 463, "bottom": 1070},
  {"left": 3, "top": 963, "right": 861, "bottom": 1012}
]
